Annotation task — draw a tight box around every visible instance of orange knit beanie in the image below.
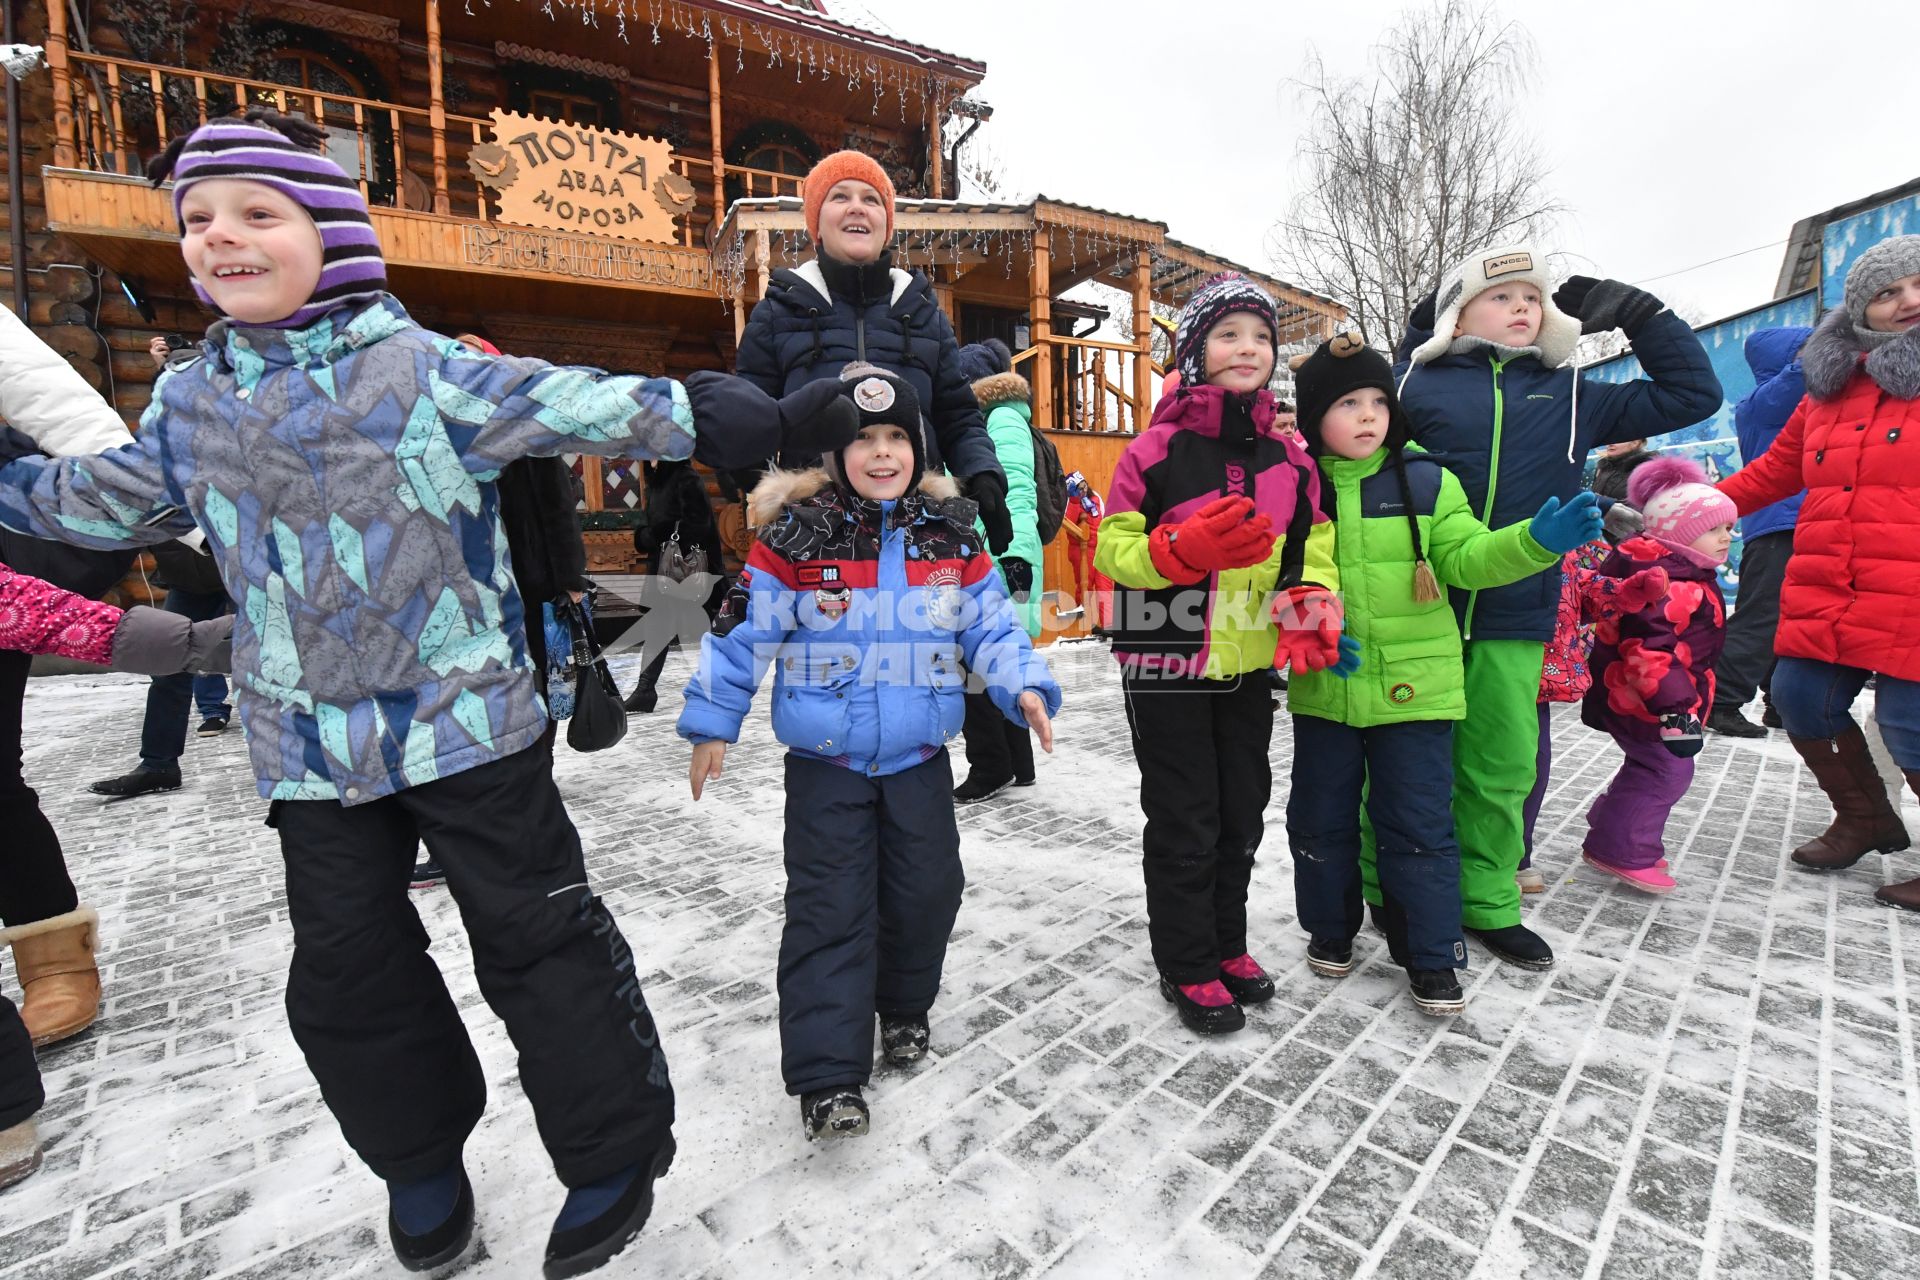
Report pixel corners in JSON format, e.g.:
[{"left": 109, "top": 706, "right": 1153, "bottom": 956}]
[{"left": 803, "top": 150, "right": 896, "bottom": 242}]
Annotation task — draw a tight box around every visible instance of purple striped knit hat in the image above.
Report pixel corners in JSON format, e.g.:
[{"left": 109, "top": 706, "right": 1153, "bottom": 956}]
[{"left": 165, "top": 115, "right": 387, "bottom": 329}]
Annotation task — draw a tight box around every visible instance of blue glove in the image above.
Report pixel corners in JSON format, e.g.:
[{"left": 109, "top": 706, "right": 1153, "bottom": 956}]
[
  {"left": 1529, "top": 491, "right": 1604, "bottom": 553},
  {"left": 1331, "top": 633, "right": 1363, "bottom": 680}
]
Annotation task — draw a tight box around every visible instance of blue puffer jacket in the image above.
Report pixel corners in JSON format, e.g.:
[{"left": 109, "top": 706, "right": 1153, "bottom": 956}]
[
  {"left": 678, "top": 469, "right": 1060, "bottom": 777},
  {"left": 1392, "top": 309, "right": 1721, "bottom": 642},
  {"left": 1732, "top": 327, "right": 1811, "bottom": 541},
  {"left": 736, "top": 255, "right": 1001, "bottom": 483}
]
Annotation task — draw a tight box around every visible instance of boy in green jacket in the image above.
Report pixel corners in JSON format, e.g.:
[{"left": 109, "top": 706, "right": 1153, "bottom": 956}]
[{"left": 1283, "top": 335, "right": 1601, "bottom": 1014}]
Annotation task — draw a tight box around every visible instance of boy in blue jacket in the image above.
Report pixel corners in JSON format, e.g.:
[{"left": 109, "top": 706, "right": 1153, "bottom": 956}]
[
  {"left": 680, "top": 365, "right": 1060, "bottom": 1142},
  {"left": 1707, "top": 326, "right": 1811, "bottom": 737},
  {"left": 1388, "top": 244, "right": 1721, "bottom": 971},
  {"left": 0, "top": 110, "right": 858, "bottom": 1278}
]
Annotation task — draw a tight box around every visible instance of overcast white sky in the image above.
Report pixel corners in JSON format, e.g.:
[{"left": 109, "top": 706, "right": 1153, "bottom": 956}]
[{"left": 855, "top": 0, "right": 1920, "bottom": 324}]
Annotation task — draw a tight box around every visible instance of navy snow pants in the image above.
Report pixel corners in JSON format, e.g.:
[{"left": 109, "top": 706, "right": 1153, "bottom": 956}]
[
  {"left": 1287, "top": 716, "right": 1467, "bottom": 972},
  {"left": 779, "top": 750, "right": 964, "bottom": 1096}
]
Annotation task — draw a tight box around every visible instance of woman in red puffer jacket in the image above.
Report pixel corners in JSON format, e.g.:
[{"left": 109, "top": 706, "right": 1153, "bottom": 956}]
[{"left": 1717, "top": 235, "right": 1920, "bottom": 909}]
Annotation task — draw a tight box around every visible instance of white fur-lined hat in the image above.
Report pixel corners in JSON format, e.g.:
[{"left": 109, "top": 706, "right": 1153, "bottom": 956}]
[{"left": 1406, "top": 243, "right": 1582, "bottom": 369}]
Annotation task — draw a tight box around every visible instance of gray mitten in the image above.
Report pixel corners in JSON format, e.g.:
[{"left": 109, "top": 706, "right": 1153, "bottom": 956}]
[
  {"left": 110, "top": 608, "right": 234, "bottom": 675},
  {"left": 1602, "top": 501, "right": 1644, "bottom": 544}
]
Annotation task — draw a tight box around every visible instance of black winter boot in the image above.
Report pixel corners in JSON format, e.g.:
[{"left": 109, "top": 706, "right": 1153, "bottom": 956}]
[
  {"left": 1408, "top": 969, "right": 1466, "bottom": 1016},
  {"left": 879, "top": 1012, "right": 929, "bottom": 1066},
  {"left": 800, "top": 1087, "right": 870, "bottom": 1140},
  {"left": 542, "top": 1139, "right": 676, "bottom": 1279},
  {"left": 88, "top": 764, "right": 182, "bottom": 798},
  {"left": 1305, "top": 937, "right": 1353, "bottom": 979},
  {"left": 953, "top": 773, "right": 1013, "bottom": 804},
  {"left": 1707, "top": 705, "right": 1767, "bottom": 738},
  {"left": 1465, "top": 924, "right": 1554, "bottom": 971},
  {"left": 622, "top": 677, "right": 658, "bottom": 715},
  {"left": 1158, "top": 976, "right": 1245, "bottom": 1034},
  {"left": 387, "top": 1166, "right": 475, "bottom": 1273}
]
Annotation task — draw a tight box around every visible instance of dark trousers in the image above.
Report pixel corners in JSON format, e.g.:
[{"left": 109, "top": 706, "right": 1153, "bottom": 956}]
[
  {"left": 1712, "top": 530, "right": 1791, "bottom": 713},
  {"left": 272, "top": 746, "right": 673, "bottom": 1186},
  {"left": 1521, "top": 701, "right": 1554, "bottom": 862},
  {"left": 960, "top": 690, "right": 1034, "bottom": 784},
  {"left": 0, "top": 649, "right": 77, "bottom": 928},
  {"left": 138, "top": 589, "right": 232, "bottom": 770},
  {"left": 0, "top": 995, "right": 41, "bottom": 1130},
  {"left": 1121, "top": 673, "right": 1272, "bottom": 984},
  {"left": 778, "top": 751, "right": 964, "bottom": 1096},
  {"left": 1288, "top": 716, "right": 1465, "bottom": 972}
]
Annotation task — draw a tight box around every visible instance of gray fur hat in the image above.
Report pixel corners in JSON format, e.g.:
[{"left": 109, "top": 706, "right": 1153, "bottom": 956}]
[{"left": 1844, "top": 235, "right": 1920, "bottom": 329}]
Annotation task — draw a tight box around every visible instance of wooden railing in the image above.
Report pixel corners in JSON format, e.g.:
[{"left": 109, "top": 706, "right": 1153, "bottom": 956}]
[
  {"left": 57, "top": 51, "right": 803, "bottom": 250},
  {"left": 1013, "top": 334, "right": 1160, "bottom": 435}
]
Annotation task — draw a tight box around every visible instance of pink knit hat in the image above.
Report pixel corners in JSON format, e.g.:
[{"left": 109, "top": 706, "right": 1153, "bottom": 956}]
[{"left": 1627, "top": 455, "right": 1737, "bottom": 549}]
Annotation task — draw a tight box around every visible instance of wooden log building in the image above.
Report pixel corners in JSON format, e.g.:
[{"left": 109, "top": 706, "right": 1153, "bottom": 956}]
[{"left": 2, "top": 0, "right": 1345, "bottom": 636}]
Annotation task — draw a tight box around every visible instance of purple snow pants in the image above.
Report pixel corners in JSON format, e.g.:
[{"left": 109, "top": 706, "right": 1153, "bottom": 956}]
[{"left": 1582, "top": 731, "right": 1693, "bottom": 871}]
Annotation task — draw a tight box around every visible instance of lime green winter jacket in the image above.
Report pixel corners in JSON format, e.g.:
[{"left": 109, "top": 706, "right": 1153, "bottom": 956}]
[{"left": 1288, "top": 445, "right": 1558, "bottom": 727}]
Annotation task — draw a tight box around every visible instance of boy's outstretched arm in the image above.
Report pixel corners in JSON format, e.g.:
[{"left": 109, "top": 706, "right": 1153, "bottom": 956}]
[
  {"left": 675, "top": 541, "right": 798, "bottom": 790},
  {"left": 955, "top": 555, "right": 1062, "bottom": 731},
  {"left": 433, "top": 341, "right": 858, "bottom": 475},
  {"left": 0, "top": 425, "right": 195, "bottom": 551}
]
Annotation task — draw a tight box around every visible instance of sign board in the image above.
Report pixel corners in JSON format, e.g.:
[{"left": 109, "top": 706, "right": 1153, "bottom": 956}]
[{"left": 470, "top": 110, "right": 697, "bottom": 245}]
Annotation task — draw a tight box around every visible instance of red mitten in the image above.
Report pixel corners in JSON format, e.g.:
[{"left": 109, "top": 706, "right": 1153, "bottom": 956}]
[
  {"left": 1611, "top": 566, "right": 1670, "bottom": 616},
  {"left": 1272, "top": 586, "right": 1343, "bottom": 673},
  {"left": 1149, "top": 496, "right": 1274, "bottom": 581}
]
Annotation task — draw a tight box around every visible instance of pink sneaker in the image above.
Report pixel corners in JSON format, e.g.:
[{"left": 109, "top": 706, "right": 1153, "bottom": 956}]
[{"left": 1582, "top": 851, "right": 1675, "bottom": 895}]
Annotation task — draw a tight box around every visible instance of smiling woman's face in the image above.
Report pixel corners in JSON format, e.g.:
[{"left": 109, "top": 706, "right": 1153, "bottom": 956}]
[
  {"left": 817, "top": 179, "right": 887, "bottom": 264},
  {"left": 1863, "top": 271, "right": 1920, "bottom": 334}
]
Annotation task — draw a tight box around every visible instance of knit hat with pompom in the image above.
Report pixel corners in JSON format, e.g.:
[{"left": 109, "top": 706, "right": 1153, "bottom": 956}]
[{"left": 1627, "top": 455, "right": 1737, "bottom": 551}]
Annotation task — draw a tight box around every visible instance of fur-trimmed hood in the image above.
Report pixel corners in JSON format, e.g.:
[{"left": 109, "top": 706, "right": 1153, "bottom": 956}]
[
  {"left": 1801, "top": 306, "right": 1920, "bottom": 402},
  {"left": 747, "top": 466, "right": 963, "bottom": 528},
  {"left": 970, "top": 371, "right": 1030, "bottom": 408}
]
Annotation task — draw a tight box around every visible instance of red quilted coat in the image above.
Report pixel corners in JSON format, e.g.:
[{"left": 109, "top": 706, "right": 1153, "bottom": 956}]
[{"left": 1718, "top": 313, "right": 1920, "bottom": 682}]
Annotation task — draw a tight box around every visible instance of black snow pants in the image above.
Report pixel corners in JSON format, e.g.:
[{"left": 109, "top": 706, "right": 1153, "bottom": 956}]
[
  {"left": 271, "top": 744, "right": 673, "bottom": 1187},
  {"left": 1121, "top": 672, "right": 1273, "bottom": 985},
  {"left": 0, "top": 995, "right": 42, "bottom": 1131},
  {"left": 960, "top": 689, "right": 1035, "bottom": 785},
  {"left": 778, "top": 750, "right": 964, "bottom": 1096},
  {"left": 0, "top": 648, "right": 78, "bottom": 928}
]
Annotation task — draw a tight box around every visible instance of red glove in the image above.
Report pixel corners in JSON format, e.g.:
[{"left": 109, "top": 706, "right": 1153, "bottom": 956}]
[
  {"left": 1272, "top": 586, "right": 1344, "bottom": 673},
  {"left": 1613, "top": 566, "right": 1670, "bottom": 615},
  {"left": 1147, "top": 496, "right": 1275, "bottom": 583}
]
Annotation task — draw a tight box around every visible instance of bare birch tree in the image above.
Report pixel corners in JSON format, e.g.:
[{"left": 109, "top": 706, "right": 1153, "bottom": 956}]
[{"left": 1271, "top": 1, "right": 1565, "bottom": 354}]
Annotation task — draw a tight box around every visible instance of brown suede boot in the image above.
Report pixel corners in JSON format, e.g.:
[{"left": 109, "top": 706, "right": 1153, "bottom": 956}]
[
  {"left": 1874, "top": 771, "right": 1920, "bottom": 911},
  {"left": 1788, "top": 730, "right": 1911, "bottom": 870},
  {"left": 0, "top": 907, "right": 101, "bottom": 1047}
]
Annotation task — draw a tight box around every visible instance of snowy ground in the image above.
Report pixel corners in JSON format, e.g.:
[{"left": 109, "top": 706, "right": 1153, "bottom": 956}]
[{"left": 5, "top": 641, "right": 1920, "bottom": 1279}]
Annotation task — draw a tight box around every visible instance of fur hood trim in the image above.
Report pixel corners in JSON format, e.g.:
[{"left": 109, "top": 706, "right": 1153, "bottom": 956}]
[
  {"left": 748, "top": 467, "right": 961, "bottom": 527},
  {"left": 0, "top": 905, "right": 97, "bottom": 948},
  {"left": 1802, "top": 306, "right": 1920, "bottom": 402},
  {"left": 971, "top": 371, "right": 1031, "bottom": 407}
]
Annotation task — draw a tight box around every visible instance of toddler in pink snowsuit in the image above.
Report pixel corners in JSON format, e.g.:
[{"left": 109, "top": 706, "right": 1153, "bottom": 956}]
[{"left": 1580, "top": 457, "right": 1735, "bottom": 893}]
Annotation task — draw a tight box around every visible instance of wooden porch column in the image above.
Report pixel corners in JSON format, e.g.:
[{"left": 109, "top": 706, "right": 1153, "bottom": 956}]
[
  {"left": 1030, "top": 232, "right": 1052, "bottom": 431},
  {"left": 425, "top": 0, "right": 449, "bottom": 213},
  {"left": 927, "top": 87, "right": 944, "bottom": 199},
  {"left": 707, "top": 53, "right": 726, "bottom": 234},
  {"left": 1131, "top": 249, "right": 1153, "bottom": 433},
  {"left": 46, "top": 0, "right": 77, "bottom": 167}
]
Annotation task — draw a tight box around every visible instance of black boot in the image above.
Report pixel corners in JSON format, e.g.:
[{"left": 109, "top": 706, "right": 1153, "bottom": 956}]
[
  {"left": 953, "top": 773, "right": 1013, "bottom": 804},
  {"left": 622, "top": 678, "right": 658, "bottom": 715},
  {"left": 1218, "top": 956, "right": 1275, "bottom": 1004},
  {"left": 387, "top": 1166, "right": 475, "bottom": 1273},
  {"left": 800, "top": 1087, "right": 870, "bottom": 1140},
  {"left": 1408, "top": 969, "right": 1466, "bottom": 1016},
  {"left": 1305, "top": 937, "right": 1353, "bottom": 979},
  {"left": 88, "top": 764, "right": 182, "bottom": 798},
  {"left": 1707, "top": 705, "right": 1767, "bottom": 738},
  {"left": 1158, "top": 976, "right": 1245, "bottom": 1034},
  {"left": 1761, "top": 699, "right": 1783, "bottom": 730},
  {"left": 1465, "top": 923, "right": 1555, "bottom": 971},
  {"left": 542, "top": 1139, "right": 676, "bottom": 1279},
  {"left": 879, "top": 1012, "right": 929, "bottom": 1066}
]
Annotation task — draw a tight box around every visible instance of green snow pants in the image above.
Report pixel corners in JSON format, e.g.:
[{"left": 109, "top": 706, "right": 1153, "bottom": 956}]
[{"left": 1362, "top": 638, "right": 1544, "bottom": 930}]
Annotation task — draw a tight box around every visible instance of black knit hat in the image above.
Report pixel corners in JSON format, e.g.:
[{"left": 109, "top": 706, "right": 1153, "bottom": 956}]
[
  {"left": 957, "top": 338, "right": 1014, "bottom": 384},
  {"left": 1290, "top": 333, "right": 1439, "bottom": 602},
  {"left": 825, "top": 363, "right": 927, "bottom": 495}
]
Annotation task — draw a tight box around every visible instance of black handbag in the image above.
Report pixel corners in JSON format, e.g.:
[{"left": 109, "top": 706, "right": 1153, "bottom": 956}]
[{"left": 559, "top": 595, "right": 627, "bottom": 752}]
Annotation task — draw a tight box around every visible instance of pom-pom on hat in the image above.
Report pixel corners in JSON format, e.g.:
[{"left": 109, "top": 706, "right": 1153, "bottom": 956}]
[
  {"left": 823, "top": 362, "right": 926, "bottom": 495},
  {"left": 1406, "top": 242, "right": 1581, "bottom": 369},
  {"left": 1173, "top": 272, "right": 1280, "bottom": 389},
  {"left": 1627, "top": 454, "right": 1737, "bottom": 550},
  {"left": 151, "top": 108, "right": 386, "bottom": 330},
  {"left": 802, "top": 150, "right": 896, "bottom": 244}
]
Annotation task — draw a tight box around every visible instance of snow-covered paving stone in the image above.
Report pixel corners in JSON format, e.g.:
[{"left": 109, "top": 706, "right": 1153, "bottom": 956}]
[{"left": 5, "top": 641, "right": 1920, "bottom": 1277}]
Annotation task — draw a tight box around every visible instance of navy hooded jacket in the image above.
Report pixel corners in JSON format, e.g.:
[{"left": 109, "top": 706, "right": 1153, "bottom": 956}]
[
  {"left": 1392, "top": 308, "right": 1721, "bottom": 642},
  {"left": 735, "top": 255, "right": 1001, "bottom": 484},
  {"left": 1732, "top": 326, "right": 1811, "bottom": 541}
]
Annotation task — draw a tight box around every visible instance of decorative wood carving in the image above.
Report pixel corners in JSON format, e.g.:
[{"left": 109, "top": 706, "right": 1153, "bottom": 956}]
[{"left": 495, "top": 42, "right": 630, "bottom": 83}]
